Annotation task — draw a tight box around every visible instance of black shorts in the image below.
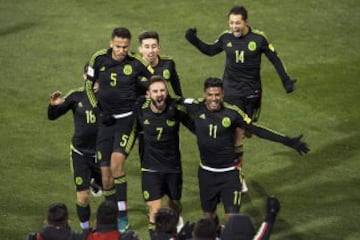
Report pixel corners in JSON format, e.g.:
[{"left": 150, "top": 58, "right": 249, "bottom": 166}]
[
  {"left": 96, "top": 114, "right": 137, "bottom": 167},
  {"left": 198, "top": 167, "right": 242, "bottom": 214},
  {"left": 141, "top": 171, "right": 182, "bottom": 202},
  {"left": 224, "top": 95, "right": 261, "bottom": 122},
  {"left": 71, "top": 149, "right": 102, "bottom": 192}
]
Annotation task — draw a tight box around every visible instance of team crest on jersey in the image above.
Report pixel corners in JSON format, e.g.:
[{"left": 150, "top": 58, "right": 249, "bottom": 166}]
[
  {"left": 144, "top": 119, "right": 150, "bottom": 125},
  {"left": 227, "top": 42, "right": 232, "bottom": 48},
  {"left": 163, "top": 69, "right": 170, "bottom": 79},
  {"left": 123, "top": 64, "right": 133, "bottom": 75},
  {"left": 143, "top": 191, "right": 150, "bottom": 200},
  {"left": 166, "top": 120, "right": 175, "bottom": 127},
  {"left": 199, "top": 113, "right": 206, "bottom": 119},
  {"left": 100, "top": 66, "right": 106, "bottom": 72},
  {"left": 78, "top": 102, "right": 83, "bottom": 108},
  {"left": 222, "top": 117, "right": 231, "bottom": 128},
  {"left": 248, "top": 41, "right": 256, "bottom": 51},
  {"left": 75, "top": 177, "right": 83, "bottom": 185},
  {"left": 97, "top": 151, "right": 102, "bottom": 161}
]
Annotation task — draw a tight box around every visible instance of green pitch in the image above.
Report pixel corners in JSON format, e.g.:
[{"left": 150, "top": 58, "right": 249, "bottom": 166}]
[{"left": 0, "top": 0, "right": 359, "bottom": 239}]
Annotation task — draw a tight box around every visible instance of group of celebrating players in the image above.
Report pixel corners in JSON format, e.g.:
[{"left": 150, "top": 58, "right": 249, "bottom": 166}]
[{"left": 46, "top": 5, "right": 309, "bottom": 240}]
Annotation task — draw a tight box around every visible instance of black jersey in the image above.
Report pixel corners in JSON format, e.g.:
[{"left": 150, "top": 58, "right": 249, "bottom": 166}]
[
  {"left": 182, "top": 98, "right": 251, "bottom": 169},
  {"left": 48, "top": 87, "right": 97, "bottom": 155},
  {"left": 85, "top": 48, "right": 153, "bottom": 115},
  {"left": 188, "top": 28, "right": 291, "bottom": 97},
  {"left": 154, "top": 55, "right": 183, "bottom": 97},
  {"left": 182, "top": 98, "right": 291, "bottom": 169},
  {"left": 134, "top": 96, "right": 194, "bottom": 173}
]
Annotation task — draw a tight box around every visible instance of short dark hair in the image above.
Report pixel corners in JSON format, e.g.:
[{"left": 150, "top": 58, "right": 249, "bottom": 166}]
[
  {"left": 228, "top": 5, "right": 248, "bottom": 20},
  {"left": 154, "top": 207, "right": 178, "bottom": 234},
  {"left": 47, "top": 203, "right": 68, "bottom": 225},
  {"left": 138, "top": 31, "right": 160, "bottom": 44},
  {"left": 112, "top": 27, "right": 131, "bottom": 39},
  {"left": 96, "top": 201, "right": 118, "bottom": 226},
  {"left": 203, "top": 77, "right": 223, "bottom": 91},
  {"left": 193, "top": 217, "right": 217, "bottom": 239},
  {"left": 148, "top": 75, "right": 166, "bottom": 89}
]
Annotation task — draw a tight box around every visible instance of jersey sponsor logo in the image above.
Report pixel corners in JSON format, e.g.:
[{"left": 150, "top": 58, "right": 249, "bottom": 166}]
[
  {"left": 248, "top": 41, "right": 257, "bottom": 51},
  {"left": 199, "top": 113, "right": 206, "bottom": 119},
  {"left": 163, "top": 69, "right": 170, "bottom": 79},
  {"left": 144, "top": 119, "right": 150, "bottom": 125},
  {"left": 222, "top": 117, "right": 231, "bottom": 128},
  {"left": 166, "top": 119, "right": 175, "bottom": 127},
  {"left": 123, "top": 64, "right": 133, "bottom": 75},
  {"left": 143, "top": 190, "right": 150, "bottom": 200},
  {"left": 140, "top": 76, "right": 148, "bottom": 82},
  {"left": 75, "top": 176, "right": 83, "bottom": 186},
  {"left": 100, "top": 66, "right": 106, "bottom": 72},
  {"left": 226, "top": 42, "right": 232, "bottom": 48}
]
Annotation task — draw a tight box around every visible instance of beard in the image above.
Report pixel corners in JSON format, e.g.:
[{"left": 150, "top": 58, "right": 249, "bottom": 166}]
[{"left": 151, "top": 96, "right": 166, "bottom": 111}]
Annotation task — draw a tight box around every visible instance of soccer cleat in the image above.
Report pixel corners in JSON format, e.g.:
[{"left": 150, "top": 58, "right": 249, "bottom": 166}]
[
  {"left": 118, "top": 216, "right": 130, "bottom": 233},
  {"left": 89, "top": 178, "right": 102, "bottom": 197},
  {"left": 177, "top": 215, "right": 184, "bottom": 233},
  {"left": 241, "top": 179, "right": 248, "bottom": 193}
]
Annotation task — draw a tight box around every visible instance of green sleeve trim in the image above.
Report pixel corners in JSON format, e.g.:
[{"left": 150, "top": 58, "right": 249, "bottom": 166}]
[
  {"left": 85, "top": 80, "right": 97, "bottom": 107},
  {"left": 89, "top": 48, "right": 108, "bottom": 66}
]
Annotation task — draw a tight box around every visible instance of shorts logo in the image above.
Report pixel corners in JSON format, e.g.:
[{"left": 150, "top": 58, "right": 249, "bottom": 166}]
[
  {"left": 163, "top": 69, "right": 170, "bottom": 79},
  {"left": 248, "top": 41, "right": 256, "bottom": 51},
  {"left": 166, "top": 120, "right": 175, "bottom": 127},
  {"left": 143, "top": 191, "right": 150, "bottom": 200},
  {"left": 222, "top": 117, "right": 231, "bottom": 128},
  {"left": 75, "top": 177, "right": 83, "bottom": 185},
  {"left": 97, "top": 151, "right": 102, "bottom": 161},
  {"left": 123, "top": 65, "right": 133, "bottom": 75}
]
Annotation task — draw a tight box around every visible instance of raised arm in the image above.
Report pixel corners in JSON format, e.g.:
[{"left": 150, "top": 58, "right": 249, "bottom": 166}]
[{"left": 185, "top": 28, "right": 223, "bottom": 56}]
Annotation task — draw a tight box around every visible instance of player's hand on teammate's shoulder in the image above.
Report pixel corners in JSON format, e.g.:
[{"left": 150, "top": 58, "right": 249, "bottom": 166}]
[{"left": 50, "top": 91, "right": 65, "bottom": 106}]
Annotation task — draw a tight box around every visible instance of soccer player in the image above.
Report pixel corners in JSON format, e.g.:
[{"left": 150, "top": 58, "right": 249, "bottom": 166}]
[
  {"left": 138, "top": 31, "right": 183, "bottom": 97},
  {"left": 185, "top": 5, "right": 296, "bottom": 121},
  {"left": 136, "top": 31, "right": 185, "bottom": 178},
  {"left": 47, "top": 63, "right": 101, "bottom": 230},
  {"left": 85, "top": 27, "right": 153, "bottom": 232},
  {"left": 133, "top": 75, "right": 194, "bottom": 236},
  {"left": 181, "top": 77, "right": 309, "bottom": 220},
  {"left": 185, "top": 5, "right": 297, "bottom": 192}
]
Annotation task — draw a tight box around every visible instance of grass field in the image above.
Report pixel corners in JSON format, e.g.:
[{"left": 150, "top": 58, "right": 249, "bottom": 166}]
[{"left": 1, "top": 0, "right": 359, "bottom": 239}]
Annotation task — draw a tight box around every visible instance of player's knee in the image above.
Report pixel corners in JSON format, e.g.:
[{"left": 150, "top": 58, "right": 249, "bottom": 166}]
[
  {"left": 110, "top": 152, "right": 126, "bottom": 176},
  {"left": 76, "top": 191, "right": 90, "bottom": 205}
]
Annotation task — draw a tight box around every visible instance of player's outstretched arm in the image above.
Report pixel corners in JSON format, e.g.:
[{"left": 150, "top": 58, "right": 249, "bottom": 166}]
[
  {"left": 244, "top": 123, "right": 310, "bottom": 155},
  {"left": 185, "top": 28, "right": 223, "bottom": 56}
]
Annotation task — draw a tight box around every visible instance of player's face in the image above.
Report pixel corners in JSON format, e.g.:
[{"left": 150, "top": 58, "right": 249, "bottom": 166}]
[
  {"left": 228, "top": 14, "right": 247, "bottom": 37},
  {"left": 148, "top": 81, "right": 168, "bottom": 112},
  {"left": 204, "top": 87, "right": 223, "bottom": 111},
  {"left": 139, "top": 38, "right": 160, "bottom": 67},
  {"left": 110, "top": 37, "right": 131, "bottom": 61}
]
